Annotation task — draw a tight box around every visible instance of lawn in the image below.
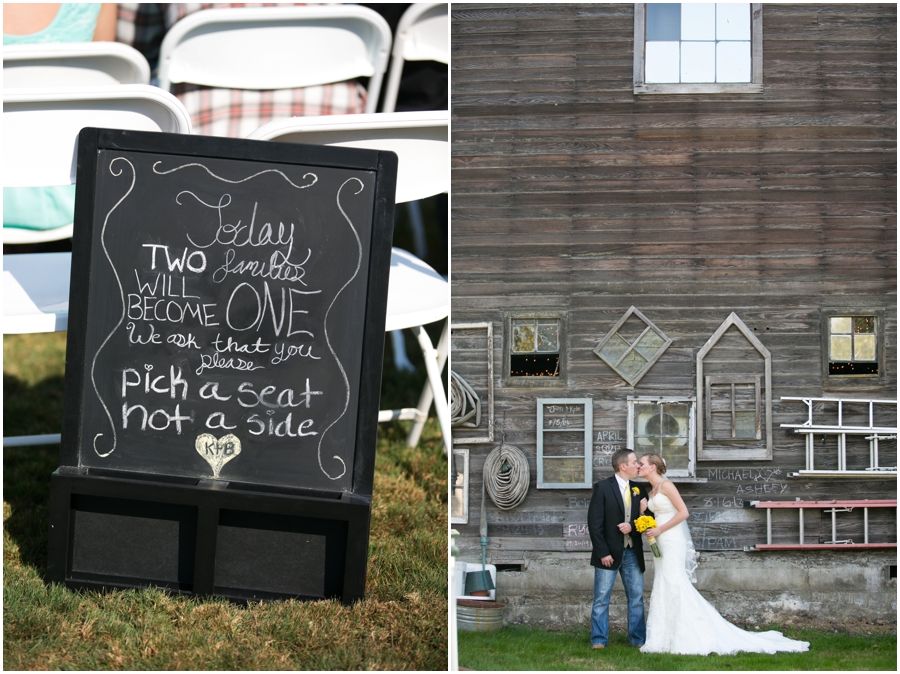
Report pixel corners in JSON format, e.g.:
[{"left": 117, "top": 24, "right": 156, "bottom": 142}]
[
  {"left": 458, "top": 624, "right": 896, "bottom": 671},
  {"left": 4, "top": 324, "right": 449, "bottom": 670}
]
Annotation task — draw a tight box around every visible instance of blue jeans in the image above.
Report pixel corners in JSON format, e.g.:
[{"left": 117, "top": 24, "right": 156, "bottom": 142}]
[{"left": 591, "top": 547, "right": 646, "bottom": 646}]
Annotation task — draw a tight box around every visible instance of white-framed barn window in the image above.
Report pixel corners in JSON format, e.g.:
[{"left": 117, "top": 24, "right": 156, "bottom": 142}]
[
  {"left": 536, "top": 398, "right": 592, "bottom": 489},
  {"left": 627, "top": 397, "right": 696, "bottom": 478},
  {"left": 634, "top": 3, "right": 763, "bottom": 94}
]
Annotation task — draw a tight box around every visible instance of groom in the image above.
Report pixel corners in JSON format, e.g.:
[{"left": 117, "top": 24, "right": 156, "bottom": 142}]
[{"left": 587, "top": 448, "right": 648, "bottom": 649}]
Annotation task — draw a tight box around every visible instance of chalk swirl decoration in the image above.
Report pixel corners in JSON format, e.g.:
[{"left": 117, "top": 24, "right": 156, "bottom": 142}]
[
  {"left": 483, "top": 444, "right": 530, "bottom": 510},
  {"left": 90, "top": 156, "right": 136, "bottom": 457},
  {"left": 450, "top": 371, "right": 481, "bottom": 428}
]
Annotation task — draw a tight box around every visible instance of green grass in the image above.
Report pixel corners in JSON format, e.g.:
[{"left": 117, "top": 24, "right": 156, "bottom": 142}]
[
  {"left": 458, "top": 624, "right": 897, "bottom": 671},
  {"left": 3, "top": 329, "right": 448, "bottom": 670}
]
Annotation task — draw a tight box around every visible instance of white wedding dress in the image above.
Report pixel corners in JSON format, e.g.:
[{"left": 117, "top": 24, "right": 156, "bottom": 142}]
[{"left": 641, "top": 492, "right": 810, "bottom": 655}]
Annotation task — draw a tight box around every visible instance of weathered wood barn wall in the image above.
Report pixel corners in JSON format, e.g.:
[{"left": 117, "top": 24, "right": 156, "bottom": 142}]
[{"left": 450, "top": 3, "right": 896, "bottom": 625}]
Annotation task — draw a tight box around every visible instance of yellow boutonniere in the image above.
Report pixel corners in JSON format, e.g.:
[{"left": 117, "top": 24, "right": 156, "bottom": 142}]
[{"left": 631, "top": 486, "right": 640, "bottom": 497}]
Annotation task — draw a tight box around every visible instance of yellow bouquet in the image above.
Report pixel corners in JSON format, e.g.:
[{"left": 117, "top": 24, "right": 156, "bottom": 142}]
[{"left": 634, "top": 515, "right": 662, "bottom": 558}]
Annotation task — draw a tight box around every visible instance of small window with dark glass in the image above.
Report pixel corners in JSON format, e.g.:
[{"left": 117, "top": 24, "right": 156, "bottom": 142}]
[
  {"left": 829, "top": 316, "right": 878, "bottom": 376},
  {"left": 511, "top": 318, "right": 560, "bottom": 377}
]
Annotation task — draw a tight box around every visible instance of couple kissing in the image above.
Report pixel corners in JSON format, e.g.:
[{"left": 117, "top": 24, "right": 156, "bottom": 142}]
[{"left": 587, "top": 449, "right": 809, "bottom": 655}]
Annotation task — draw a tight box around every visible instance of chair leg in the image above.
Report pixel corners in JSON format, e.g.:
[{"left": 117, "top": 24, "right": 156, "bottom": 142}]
[
  {"left": 407, "top": 321, "right": 450, "bottom": 454},
  {"left": 406, "top": 200, "right": 428, "bottom": 260},
  {"left": 391, "top": 329, "right": 415, "bottom": 372}
]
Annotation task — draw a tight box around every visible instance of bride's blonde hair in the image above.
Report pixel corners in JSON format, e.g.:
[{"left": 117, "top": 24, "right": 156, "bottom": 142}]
[{"left": 640, "top": 453, "right": 667, "bottom": 476}]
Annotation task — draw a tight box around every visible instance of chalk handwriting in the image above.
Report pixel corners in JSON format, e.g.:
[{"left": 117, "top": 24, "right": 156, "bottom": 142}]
[
  {"left": 706, "top": 467, "right": 783, "bottom": 482},
  {"left": 87, "top": 156, "right": 366, "bottom": 484}
]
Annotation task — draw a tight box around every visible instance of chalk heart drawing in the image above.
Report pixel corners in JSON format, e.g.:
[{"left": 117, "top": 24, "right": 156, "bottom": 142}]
[{"left": 195, "top": 433, "right": 242, "bottom": 478}]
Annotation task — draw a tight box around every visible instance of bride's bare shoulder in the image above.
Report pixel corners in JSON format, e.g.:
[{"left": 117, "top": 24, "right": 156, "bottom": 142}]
[{"left": 659, "top": 479, "right": 681, "bottom": 497}]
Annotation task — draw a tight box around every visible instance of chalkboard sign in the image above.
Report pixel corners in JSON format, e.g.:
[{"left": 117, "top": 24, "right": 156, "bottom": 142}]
[{"left": 60, "top": 128, "right": 397, "bottom": 496}]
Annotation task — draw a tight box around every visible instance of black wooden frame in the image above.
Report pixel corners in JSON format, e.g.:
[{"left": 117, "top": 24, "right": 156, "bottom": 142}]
[{"left": 49, "top": 128, "right": 397, "bottom": 603}]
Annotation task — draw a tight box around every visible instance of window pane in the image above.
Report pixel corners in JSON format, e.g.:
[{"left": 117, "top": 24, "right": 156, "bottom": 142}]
[
  {"left": 646, "top": 41, "right": 681, "bottom": 83},
  {"left": 661, "top": 403, "right": 690, "bottom": 440},
  {"left": 831, "top": 316, "right": 852, "bottom": 334},
  {"left": 681, "top": 3, "right": 716, "bottom": 40},
  {"left": 855, "top": 316, "right": 875, "bottom": 334},
  {"left": 647, "top": 408, "right": 683, "bottom": 440},
  {"left": 831, "top": 334, "right": 852, "bottom": 360},
  {"left": 634, "top": 404, "right": 660, "bottom": 450},
  {"left": 536, "top": 321, "right": 559, "bottom": 352},
  {"left": 647, "top": 3, "right": 681, "bottom": 41},
  {"left": 513, "top": 321, "right": 535, "bottom": 353},
  {"left": 660, "top": 444, "right": 689, "bottom": 471},
  {"left": 855, "top": 334, "right": 876, "bottom": 361},
  {"left": 716, "top": 41, "right": 751, "bottom": 82},
  {"left": 734, "top": 411, "right": 757, "bottom": 439},
  {"left": 619, "top": 350, "right": 648, "bottom": 378},
  {"left": 682, "top": 41, "right": 716, "bottom": 83},
  {"left": 599, "top": 333, "right": 630, "bottom": 364},
  {"left": 511, "top": 354, "right": 559, "bottom": 377},
  {"left": 543, "top": 457, "right": 586, "bottom": 484},
  {"left": 716, "top": 3, "right": 751, "bottom": 40},
  {"left": 648, "top": 404, "right": 690, "bottom": 470},
  {"left": 635, "top": 329, "right": 665, "bottom": 359}
]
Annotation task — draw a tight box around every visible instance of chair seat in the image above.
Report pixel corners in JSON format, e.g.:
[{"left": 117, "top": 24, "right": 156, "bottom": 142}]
[{"left": 385, "top": 247, "right": 448, "bottom": 331}]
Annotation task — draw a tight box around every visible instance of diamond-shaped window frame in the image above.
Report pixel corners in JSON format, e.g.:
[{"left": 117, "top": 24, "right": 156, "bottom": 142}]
[{"left": 593, "top": 306, "right": 673, "bottom": 386}]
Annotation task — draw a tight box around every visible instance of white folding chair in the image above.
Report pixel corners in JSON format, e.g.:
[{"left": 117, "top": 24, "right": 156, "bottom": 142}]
[
  {"left": 381, "top": 4, "right": 449, "bottom": 261},
  {"left": 381, "top": 3, "right": 449, "bottom": 114},
  {"left": 3, "top": 42, "right": 151, "bottom": 88},
  {"left": 247, "top": 111, "right": 450, "bottom": 453},
  {"left": 3, "top": 85, "right": 192, "bottom": 245},
  {"left": 3, "top": 86, "right": 192, "bottom": 447},
  {"left": 158, "top": 5, "right": 392, "bottom": 115}
]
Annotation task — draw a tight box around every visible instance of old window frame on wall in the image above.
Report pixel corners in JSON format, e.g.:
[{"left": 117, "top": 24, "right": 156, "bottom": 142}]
[
  {"left": 450, "top": 448, "right": 469, "bottom": 524},
  {"left": 627, "top": 396, "right": 696, "bottom": 478},
  {"left": 633, "top": 3, "right": 763, "bottom": 95},
  {"left": 696, "top": 312, "right": 772, "bottom": 461},
  {"left": 503, "top": 312, "right": 567, "bottom": 388},
  {"left": 536, "top": 398, "right": 593, "bottom": 489},
  {"left": 821, "top": 308, "right": 886, "bottom": 386},
  {"left": 705, "top": 375, "right": 762, "bottom": 442},
  {"left": 593, "top": 306, "right": 673, "bottom": 386},
  {"left": 451, "top": 322, "right": 495, "bottom": 444}
]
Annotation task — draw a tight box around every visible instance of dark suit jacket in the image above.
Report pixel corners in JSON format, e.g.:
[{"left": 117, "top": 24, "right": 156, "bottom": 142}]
[{"left": 587, "top": 475, "right": 650, "bottom": 572}]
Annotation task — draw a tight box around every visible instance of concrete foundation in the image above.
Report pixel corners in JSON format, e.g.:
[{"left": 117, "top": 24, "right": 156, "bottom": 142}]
[{"left": 473, "top": 550, "right": 897, "bottom": 628}]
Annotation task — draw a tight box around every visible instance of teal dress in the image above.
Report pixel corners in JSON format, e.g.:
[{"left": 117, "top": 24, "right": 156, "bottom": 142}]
[
  {"left": 4, "top": 4, "right": 102, "bottom": 232},
  {"left": 3, "top": 4, "right": 101, "bottom": 45}
]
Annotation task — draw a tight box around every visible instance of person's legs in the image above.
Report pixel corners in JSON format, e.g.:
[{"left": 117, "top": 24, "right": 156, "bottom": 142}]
[
  {"left": 590, "top": 566, "right": 617, "bottom": 646},
  {"left": 620, "top": 548, "right": 646, "bottom": 645}
]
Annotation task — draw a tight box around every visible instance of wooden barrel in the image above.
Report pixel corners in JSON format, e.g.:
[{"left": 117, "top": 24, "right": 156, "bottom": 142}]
[{"left": 456, "top": 599, "right": 505, "bottom": 632}]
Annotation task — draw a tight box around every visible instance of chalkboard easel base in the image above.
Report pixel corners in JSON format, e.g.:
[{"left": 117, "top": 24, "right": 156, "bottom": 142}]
[{"left": 47, "top": 468, "right": 371, "bottom": 604}]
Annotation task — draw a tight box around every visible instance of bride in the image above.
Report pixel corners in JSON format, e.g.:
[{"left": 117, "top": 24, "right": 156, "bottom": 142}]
[{"left": 637, "top": 453, "right": 809, "bottom": 655}]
